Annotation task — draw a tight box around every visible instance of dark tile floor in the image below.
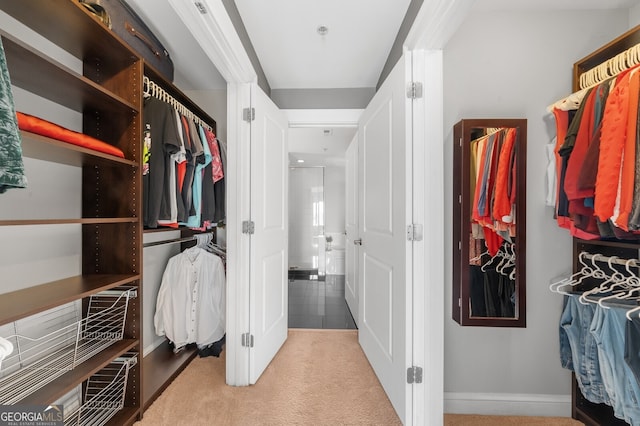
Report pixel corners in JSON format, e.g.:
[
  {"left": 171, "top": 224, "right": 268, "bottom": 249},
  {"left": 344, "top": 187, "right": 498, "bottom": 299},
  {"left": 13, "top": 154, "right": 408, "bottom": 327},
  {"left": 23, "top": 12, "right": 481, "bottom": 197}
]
[{"left": 288, "top": 274, "right": 357, "bottom": 330}]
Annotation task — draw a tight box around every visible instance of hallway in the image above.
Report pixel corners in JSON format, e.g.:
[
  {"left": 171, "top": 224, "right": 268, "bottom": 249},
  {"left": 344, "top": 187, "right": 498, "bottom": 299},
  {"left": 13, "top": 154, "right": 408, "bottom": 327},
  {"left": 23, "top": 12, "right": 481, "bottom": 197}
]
[{"left": 288, "top": 275, "right": 357, "bottom": 330}]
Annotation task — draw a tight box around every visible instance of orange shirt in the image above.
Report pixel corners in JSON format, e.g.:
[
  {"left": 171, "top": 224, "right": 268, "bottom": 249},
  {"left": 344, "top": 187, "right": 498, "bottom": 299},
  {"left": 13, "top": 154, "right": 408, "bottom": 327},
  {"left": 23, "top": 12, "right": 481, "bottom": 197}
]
[
  {"left": 594, "top": 71, "right": 632, "bottom": 222},
  {"left": 613, "top": 69, "right": 640, "bottom": 230}
]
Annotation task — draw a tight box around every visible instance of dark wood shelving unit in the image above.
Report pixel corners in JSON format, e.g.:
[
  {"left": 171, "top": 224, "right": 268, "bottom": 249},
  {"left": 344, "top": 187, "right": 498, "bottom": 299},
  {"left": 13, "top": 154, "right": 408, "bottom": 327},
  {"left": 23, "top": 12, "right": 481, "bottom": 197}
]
[
  {"left": 0, "top": 0, "right": 143, "bottom": 423},
  {"left": 142, "top": 341, "right": 198, "bottom": 410},
  {"left": 565, "top": 25, "right": 640, "bottom": 426},
  {"left": 19, "top": 339, "right": 138, "bottom": 406},
  {"left": 0, "top": 274, "right": 139, "bottom": 325},
  {"left": 2, "top": 34, "right": 139, "bottom": 114}
]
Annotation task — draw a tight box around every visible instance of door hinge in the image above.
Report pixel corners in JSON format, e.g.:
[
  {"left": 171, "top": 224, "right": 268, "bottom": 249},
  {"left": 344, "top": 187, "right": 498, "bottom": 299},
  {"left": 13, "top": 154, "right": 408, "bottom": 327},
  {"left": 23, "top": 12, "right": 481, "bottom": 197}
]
[
  {"left": 407, "top": 366, "right": 423, "bottom": 384},
  {"left": 406, "top": 82, "right": 423, "bottom": 99},
  {"left": 241, "top": 333, "right": 254, "bottom": 347},
  {"left": 406, "top": 224, "right": 423, "bottom": 241},
  {"left": 242, "top": 220, "right": 255, "bottom": 234},
  {"left": 243, "top": 107, "right": 255, "bottom": 122}
]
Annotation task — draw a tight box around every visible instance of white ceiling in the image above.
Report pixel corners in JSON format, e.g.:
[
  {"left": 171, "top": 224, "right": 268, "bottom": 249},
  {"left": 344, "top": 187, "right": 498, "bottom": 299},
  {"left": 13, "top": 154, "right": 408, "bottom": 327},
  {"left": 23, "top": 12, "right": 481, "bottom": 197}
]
[{"left": 234, "top": 0, "right": 412, "bottom": 89}]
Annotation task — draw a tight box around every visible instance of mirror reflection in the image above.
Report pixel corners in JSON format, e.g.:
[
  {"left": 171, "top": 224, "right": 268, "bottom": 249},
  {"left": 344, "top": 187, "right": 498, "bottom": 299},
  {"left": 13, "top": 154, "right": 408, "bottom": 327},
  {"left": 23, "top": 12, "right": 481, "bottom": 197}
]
[
  {"left": 468, "top": 127, "right": 519, "bottom": 319},
  {"left": 452, "top": 119, "right": 527, "bottom": 327}
]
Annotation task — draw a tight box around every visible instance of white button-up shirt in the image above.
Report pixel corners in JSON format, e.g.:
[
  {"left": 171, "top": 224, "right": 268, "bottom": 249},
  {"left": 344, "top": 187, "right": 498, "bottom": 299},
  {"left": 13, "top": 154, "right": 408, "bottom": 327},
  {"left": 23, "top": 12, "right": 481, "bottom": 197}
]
[{"left": 154, "top": 247, "right": 225, "bottom": 349}]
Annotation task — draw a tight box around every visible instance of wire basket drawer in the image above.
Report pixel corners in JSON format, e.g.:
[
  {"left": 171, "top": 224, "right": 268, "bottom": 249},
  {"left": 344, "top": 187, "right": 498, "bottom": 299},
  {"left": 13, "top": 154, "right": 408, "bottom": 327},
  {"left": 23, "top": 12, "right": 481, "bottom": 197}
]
[
  {"left": 62, "top": 353, "right": 137, "bottom": 426},
  {"left": 0, "top": 288, "right": 136, "bottom": 405}
]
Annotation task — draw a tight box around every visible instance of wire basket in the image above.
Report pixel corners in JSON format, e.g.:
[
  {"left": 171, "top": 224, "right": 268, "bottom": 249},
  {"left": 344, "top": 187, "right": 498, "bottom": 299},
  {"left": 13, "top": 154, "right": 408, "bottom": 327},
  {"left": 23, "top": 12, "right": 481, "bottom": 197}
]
[
  {"left": 0, "top": 288, "right": 136, "bottom": 404},
  {"left": 63, "top": 353, "right": 137, "bottom": 426}
]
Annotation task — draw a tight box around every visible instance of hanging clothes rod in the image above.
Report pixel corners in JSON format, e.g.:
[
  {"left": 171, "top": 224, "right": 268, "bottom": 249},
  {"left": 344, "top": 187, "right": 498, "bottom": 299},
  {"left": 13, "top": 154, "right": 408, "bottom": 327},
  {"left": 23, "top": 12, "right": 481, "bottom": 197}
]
[
  {"left": 143, "top": 231, "right": 215, "bottom": 248},
  {"left": 143, "top": 76, "right": 213, "bottom": 131},
  {"left": 580, "top": 252, "right": 640, "bottom": 268},
  {"left": 547, "top": 42, "right": 640, "bottom": 112}
]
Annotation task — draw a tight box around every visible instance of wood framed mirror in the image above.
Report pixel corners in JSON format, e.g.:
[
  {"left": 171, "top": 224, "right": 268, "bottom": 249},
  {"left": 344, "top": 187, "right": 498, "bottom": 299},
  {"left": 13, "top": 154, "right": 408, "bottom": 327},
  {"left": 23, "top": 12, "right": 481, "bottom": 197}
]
[{"left": 452, "top": 119, "right": 527, "bottom": 327}]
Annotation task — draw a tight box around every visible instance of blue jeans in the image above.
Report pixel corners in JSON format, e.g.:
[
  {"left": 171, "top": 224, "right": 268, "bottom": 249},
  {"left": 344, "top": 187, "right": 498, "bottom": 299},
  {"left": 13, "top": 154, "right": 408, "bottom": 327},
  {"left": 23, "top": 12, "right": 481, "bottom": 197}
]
[
  {"left": 591, "top": 306, "right": 640, "bottom": 425},
  {"left": 560, "top": 295, "right": 609, "bottom": 404},
  {"left": 626, "top": 317, "right": 640, "bottom": 386}
]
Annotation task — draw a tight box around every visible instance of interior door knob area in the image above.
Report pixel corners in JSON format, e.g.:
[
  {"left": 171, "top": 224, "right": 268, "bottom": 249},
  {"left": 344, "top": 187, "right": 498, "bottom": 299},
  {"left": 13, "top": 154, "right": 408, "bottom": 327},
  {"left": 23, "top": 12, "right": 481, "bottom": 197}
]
[{"left": 354, "top": 239, "right": 362, "bottom": 245}]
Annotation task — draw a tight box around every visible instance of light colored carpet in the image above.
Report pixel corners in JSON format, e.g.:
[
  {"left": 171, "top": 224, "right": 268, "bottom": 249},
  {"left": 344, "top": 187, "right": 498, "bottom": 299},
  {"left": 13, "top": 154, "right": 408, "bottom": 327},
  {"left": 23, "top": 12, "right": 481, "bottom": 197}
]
[
  {"left": 136, "top": 329, "right": 582, "bottom": 426},
  {"left": 136, "top": 329, "right": 402, "bottom": 425}
]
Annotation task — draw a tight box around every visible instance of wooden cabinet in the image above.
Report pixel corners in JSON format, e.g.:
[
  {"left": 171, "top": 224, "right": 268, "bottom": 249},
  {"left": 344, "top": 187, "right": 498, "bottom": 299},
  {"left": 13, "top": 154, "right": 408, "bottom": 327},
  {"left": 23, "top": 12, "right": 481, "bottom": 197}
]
[{"left": 0, "top": 1, "right": 142, "bottom": 423}]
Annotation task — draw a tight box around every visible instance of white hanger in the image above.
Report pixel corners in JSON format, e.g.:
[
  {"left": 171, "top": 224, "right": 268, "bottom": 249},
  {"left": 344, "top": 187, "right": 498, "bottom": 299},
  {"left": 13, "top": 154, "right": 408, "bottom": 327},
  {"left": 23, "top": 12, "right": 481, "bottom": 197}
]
[{"left": 550, "top": 252, "right": 592, "bottom": 294}]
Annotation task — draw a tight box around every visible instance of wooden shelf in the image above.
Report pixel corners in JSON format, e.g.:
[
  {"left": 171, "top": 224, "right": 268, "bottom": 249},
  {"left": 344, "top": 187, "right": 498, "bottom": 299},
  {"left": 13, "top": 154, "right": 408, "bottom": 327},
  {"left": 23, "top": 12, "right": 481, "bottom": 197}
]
[
  {"left": 105, "top": 406, "right": 140, "bottom": 426},
  {"left": 0, "top": 0, "right": 137, "bottom": 66},
  {"left": 2, "top": 34, "right": 138, "bottom": 115},
  {"left": 0, "top": 218, "right": 138, "bottom": 226},
  {"left": 143, "top": 340, "right": 198, "bottom": 410},
  {"left": 20, "top": 131, "right": 138, "bottom": 167},
  {"left": 0, "top": 274, "right": 140, "bottom": 326},
  {"left": 18, "top": 339, "right": 138, "bottom": 406}
]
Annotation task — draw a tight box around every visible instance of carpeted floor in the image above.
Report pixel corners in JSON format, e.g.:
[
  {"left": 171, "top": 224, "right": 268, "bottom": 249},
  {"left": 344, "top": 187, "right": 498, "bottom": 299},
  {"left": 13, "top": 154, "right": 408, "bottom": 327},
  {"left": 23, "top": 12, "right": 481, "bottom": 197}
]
[
  {"left": 136, "top": 329, "right": 583, "bottom": 426},
  {"left": 136, "top": 329, "right": 402, "bottom": 425}
]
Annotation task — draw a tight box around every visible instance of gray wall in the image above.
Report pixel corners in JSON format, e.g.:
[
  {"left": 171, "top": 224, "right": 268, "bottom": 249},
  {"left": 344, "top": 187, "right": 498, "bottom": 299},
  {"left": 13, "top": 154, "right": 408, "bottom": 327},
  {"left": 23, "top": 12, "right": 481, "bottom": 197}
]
[
  {"left": 221, "top": 0, "right": 270, "bottom": 96},
  {"left": 377, "top": 0, "right": 423, "bottom": 89},
  {"left": 443, "top": 9, "right": 629, "bottom": 397}
]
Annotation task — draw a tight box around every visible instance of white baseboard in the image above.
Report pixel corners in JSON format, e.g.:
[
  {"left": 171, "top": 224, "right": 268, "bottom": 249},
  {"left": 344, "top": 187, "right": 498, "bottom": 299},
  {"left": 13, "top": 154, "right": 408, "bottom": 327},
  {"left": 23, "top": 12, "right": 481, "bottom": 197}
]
[{"left": 444, "top": 392, "right": 572, "bottom": 417}]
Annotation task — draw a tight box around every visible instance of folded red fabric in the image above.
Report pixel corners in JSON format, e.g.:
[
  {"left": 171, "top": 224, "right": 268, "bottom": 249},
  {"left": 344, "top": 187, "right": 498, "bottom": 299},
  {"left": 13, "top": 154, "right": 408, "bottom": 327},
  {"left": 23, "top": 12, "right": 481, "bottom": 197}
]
[{"left": 16, "top": 112, "right": 125, "bottom": 158}]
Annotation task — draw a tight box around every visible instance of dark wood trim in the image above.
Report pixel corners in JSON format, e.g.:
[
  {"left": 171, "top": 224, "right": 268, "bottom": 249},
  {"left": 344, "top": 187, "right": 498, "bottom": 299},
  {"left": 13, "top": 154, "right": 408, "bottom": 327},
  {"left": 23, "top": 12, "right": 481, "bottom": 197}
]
[
  {"left": 18, "top": 339, "right": 138, "bottom": 405},
  {"left": 0, "top": 274, "right": 139, "bottom": 326},
  {"left": 142, "top": 341, "right": 198, "bottom": 410}
]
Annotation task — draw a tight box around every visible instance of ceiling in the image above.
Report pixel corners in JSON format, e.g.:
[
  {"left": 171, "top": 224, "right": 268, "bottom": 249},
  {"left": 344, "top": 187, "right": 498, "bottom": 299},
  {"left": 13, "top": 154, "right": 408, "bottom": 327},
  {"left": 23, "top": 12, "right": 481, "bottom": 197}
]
[{"left": 234, "top": 0, "right": 412, "bottom": 89}]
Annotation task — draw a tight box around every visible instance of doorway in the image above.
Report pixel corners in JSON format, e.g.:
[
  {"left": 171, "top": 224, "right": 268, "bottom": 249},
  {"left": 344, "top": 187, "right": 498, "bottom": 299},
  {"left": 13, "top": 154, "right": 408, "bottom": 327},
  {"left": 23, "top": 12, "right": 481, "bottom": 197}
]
[{"left": 287, "top": 126, "right": 356, "bottom": 330}]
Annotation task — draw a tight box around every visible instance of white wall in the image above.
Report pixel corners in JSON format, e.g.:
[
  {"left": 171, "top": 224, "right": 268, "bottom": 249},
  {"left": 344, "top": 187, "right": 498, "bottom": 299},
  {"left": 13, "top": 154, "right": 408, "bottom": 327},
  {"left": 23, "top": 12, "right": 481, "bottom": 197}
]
[
  {"left": 442, "top": 8, "right": 629, "bottom": 413},
  {"left": 324, "top": 164, "right": 346, "bottom": 235},
  {"left": 631, "top": 4, "right": 640, "bottom": 28},
  {"left": 182, "top": 89, "right": 228, "bottom": 145}
]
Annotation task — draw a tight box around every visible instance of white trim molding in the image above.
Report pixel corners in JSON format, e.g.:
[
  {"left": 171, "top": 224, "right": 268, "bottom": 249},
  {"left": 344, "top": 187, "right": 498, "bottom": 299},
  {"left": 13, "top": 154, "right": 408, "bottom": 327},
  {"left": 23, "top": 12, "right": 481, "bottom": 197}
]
[
  {"left": 284, "top": 109, "right": 363, "bottom": 128},
  {"left": 405, "top": 0, "right": 473, "bottom": 50},
  {"left": 168, "top": 0, "right": 257, "bottom": 84},
  {"left": 444, "top": 392, "right": 572, "bottom": 418}
]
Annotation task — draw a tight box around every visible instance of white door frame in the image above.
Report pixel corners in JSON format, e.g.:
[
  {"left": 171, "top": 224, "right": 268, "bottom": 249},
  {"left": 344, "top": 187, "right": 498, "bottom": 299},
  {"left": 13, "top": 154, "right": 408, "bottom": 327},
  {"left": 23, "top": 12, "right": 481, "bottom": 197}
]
[
  {"left": 170, "top": 0, "right": 473, "bottom": 401},
  {"left": 404, "top": 1, "right": 471, "bottom": 424}
]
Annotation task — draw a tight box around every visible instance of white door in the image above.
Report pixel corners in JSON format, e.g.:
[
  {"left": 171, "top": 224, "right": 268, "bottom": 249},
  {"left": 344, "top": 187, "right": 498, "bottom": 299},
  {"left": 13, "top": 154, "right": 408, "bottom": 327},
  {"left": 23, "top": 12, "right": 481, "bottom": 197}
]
[
  {"left": 248, "top": 83, "right": 289, "bottom": 383},
  {"left": 344, "top": 134, "right": 359, "bottom": 325},
  {"left": 358, "top": 53, "right": 413, "bottom": 423}
]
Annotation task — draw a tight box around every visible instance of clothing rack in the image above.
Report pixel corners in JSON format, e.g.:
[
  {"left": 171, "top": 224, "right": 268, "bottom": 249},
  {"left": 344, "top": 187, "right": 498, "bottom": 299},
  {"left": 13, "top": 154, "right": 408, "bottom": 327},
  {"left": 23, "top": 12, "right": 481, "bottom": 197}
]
[
  {"left": 581, "top": 252, "right": 640, "bottom": 268},
  {"left": 547, "top": 41, "right": 640, "bottom": 112},
  {"left": 142, "top": 230, "right": 216, "bottom": 248},
  {"left": 143, "top": 76, "right": 212, "bottom": 131}
]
